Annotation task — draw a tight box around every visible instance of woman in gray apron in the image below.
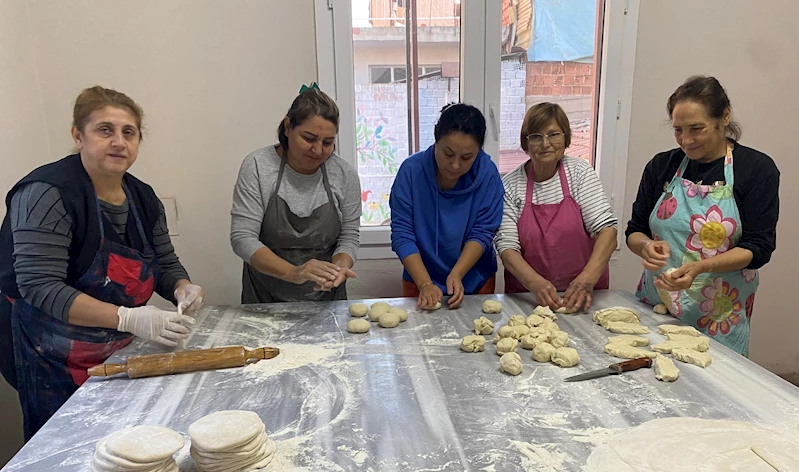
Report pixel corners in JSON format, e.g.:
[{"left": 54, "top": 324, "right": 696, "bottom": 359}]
[{"left": 231, "top": 84, "right": 361, "bottom": 303}]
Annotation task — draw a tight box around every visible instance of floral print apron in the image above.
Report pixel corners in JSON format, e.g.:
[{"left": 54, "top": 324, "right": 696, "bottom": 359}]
[{"left": 636, "top": 144, "right": 758, "bottom": 355}]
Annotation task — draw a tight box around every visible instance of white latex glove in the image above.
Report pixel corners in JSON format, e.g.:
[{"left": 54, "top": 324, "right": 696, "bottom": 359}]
[
  {"left": 117, "top": 305, "right": 195, "bottom": 347},
  {"left": 174, "top": 283, "right": 205, "bottom": 317}
]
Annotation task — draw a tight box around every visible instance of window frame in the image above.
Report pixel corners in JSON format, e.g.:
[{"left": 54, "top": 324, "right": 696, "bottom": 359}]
[{"left": 315, "top": 0, "right": 639, "bottom": 259}]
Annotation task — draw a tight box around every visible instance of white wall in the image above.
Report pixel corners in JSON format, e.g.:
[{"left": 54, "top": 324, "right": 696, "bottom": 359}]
[
  {"left": 0, "top": 0, "right": 317, "bottom": 465},
  {"left": 613, "top": 0, "right": 799, "bottom": 374}
]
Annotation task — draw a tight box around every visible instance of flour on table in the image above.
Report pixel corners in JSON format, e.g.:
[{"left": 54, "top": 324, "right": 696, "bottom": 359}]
[{"left": 243, "top": 344, "right": 340, "bottom": 376}]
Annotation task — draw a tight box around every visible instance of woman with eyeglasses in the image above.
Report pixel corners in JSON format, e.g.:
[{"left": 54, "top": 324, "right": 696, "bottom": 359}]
[
  {"left": 627, "top": 76, "right": 779, "bottom": 355},
  {"left": 495, "top": 102, "right": 618, "bottom": 312}
]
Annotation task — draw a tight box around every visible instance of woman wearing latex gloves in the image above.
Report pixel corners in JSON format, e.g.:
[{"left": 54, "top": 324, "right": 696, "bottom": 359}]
[
  {"left": 0, "top": 86, "right": 204, "bottom": 440},
  {"left": 231, "top": 84, "right": 360, "bottom": 303},
  {"left": 627, "top": 76, "right": 779, "bottom": 355}
]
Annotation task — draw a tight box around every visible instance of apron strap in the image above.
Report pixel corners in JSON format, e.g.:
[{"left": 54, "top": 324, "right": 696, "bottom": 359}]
[
  {"left": 556, "top": 160, "right": 570, "bottom": 198},
  {"left": 524, "top": 160, "right": 535, "bottom": 205},
  {"left": 320, "top": 163, "right": 336, "bottom": 206},
  {"left": 724, "top": 143, "right": 735, "bottom": 186},
  {"left": 123, "top": 182, "right": 152, "bottom": 250}
]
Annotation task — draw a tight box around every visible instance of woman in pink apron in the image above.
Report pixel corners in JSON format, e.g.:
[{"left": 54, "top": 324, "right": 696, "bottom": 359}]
[
  {"left": 496, "top": 103, "right": 618, "bottom": 312},
  {"left": 627, "top": 76, "right": 779, "bottom": 355},
  {"left": 0, "top": 87, "right": 203, "bottom": 440}
]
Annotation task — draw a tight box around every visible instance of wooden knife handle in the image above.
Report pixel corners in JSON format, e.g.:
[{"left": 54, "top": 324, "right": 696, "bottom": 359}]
[{"left": 610, "top": 357, "right": 653, "bottom": 374}]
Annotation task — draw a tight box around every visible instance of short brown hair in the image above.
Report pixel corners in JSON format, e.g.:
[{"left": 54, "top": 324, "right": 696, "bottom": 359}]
[
  {"left": 73, "top": 86, "right": 144, "bottom": 139},
  {"left": 278, "top": 87, "right": 339, "bottom": 150},
  {"left": 519, "top": 102, "right": 571, "bottom": 153}
]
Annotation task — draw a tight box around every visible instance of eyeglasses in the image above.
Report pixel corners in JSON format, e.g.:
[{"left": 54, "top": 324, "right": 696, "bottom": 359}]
[{"left": 526, "top": 131, "right": 564, "bottom": 147}]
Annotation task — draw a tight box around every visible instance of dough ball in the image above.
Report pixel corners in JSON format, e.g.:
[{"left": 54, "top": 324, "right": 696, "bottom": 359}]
[
  {"left": 525, "top": 314, "right": 545, "bottom": 328},
  {"left": 496, "top": 337, "right": 519, "bottom": 355},
  {"left": 551, "top": 347, "right": 580, "bottom": 367},
  {"left": 653, "top": 303, "right": 669, "bottom": 315},
  {"left": 549, "top": 331, "right": 570, "bottom": 348},
  {"left": 473, "top": 316, "right": 495, "bottom": 335},
  {"left": 482, "top": 300, "right": 502, "bottom": 314},
  {"left": 556, "top": 306, "right": 576, "bottom": 314},
  {"left": 426, "top": 301, "right": 442, "bottom": 311},
  {"left": 497, "top": 325, "right": 514, "bottom": 339},
  {"left": 499, "top": 352, "right": 523, "bottom": 375},
  {"left": 387, "top": 307, "right": 408, "bottom": 322},
  {"left": 348, "top": 303, "right": 369, "bottom": 317},
  {"left": 532, "top": 342, "right": 556, "bottom": 363},
  {"left": 509, "top": 324, "right": 530, "bottom": 340},
  {"left": 520, "top": 334, "right": 546, "bottom": 350},
  {"left": 460, "top": 335, "right": 487, "bottom": 353},
  {"left": 532, "top": 305, "right": 556, "bottom": 318},
  {"left": 347, "top": 319, "right": 371, "bottom": 333},
  {"left": 368, "top": 304, "right": 390, "bottom": 321},
  {"left": 507, "top": 315, "right": 526, "bottom": 326},
  {"left": 540, "top": 320, "right": 560, "bottom": 333},
  {"left": 378, "top": 312, "right": 400, "bottom": 328}
]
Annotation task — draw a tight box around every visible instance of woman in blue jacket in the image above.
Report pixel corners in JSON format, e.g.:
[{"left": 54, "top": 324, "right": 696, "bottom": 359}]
[{"left": 390, "top": 104, "right": 504, "bottom": 309}]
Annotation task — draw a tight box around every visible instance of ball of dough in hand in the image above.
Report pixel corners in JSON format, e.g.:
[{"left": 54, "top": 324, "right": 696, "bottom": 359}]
[
  {"left": 653, "top": 303, "right": 669, "bottom": 315},
  {"left": 347, "top": 319, "right": 371, "bottom": 333},
  {"left": 551, "top": 347, "right": 580, "bottom": 367},
  {"left": 426, "top": 301, "right": 442, "bottom": 311},
  {"left": 460, "top": 335, "right": 487, "bottom": 353},
  {"left": 482, "top": 300, "right": 502, "bottom": 314},
  {"left": 349, "top": 303, "right": 369, "bottom": 317},
  {"left": 379, "top": 312, "right": 401, "bottom": 328},
  {"left": 499, "top": 352, "right": 522, "bottom": 375},
  {"left": 496, "top": 337, "right": 519, "bottom": 355},
  {"left": 369, "top": 304, "right": 391, "bottom": 321},
  {"left": 387, "top": 307, "right": 408, "bottom": 322}
]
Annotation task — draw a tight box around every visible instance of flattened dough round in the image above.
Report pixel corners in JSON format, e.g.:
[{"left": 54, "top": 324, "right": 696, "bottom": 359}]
[
  {"left": 586, "top": 417, "right": 799, "bottom": 472},
  {"left": 104, "top": 425, "right": 184, "bottom": 463},
  {"left": 347, "top": 319, "right": 371, "bottom": 333},
  {"left": 348, "top": 303, "right": 369, "bottom": 317},
  {"left": 482, "top": 300, "right": 502, "bottom": 314},
  {"left": 188, "top": 410, "right": 264, "bottom": 453}
]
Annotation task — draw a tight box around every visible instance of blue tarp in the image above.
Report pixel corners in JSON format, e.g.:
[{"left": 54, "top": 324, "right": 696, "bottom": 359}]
[{"left": 527, "top": 0, "right": 596, "bottom": 62}]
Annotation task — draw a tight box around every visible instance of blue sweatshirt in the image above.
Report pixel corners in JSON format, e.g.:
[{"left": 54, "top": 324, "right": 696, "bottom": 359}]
[{"left": 390, "top": 144, "right": 504, "bottom": 293}]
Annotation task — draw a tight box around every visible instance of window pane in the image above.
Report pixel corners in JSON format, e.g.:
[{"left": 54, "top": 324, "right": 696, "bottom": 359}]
[
  {"left": 370, "top": 66, "right": 392, "bottom": 83},
  {"left": 353, "top": 0, "right": 461, "bottom": 226},
  {"left": 498, "top": 0, "right": 602, "bottom": 174}
]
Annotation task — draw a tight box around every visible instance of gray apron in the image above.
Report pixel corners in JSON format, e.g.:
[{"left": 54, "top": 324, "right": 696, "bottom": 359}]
[{"left": 242, "top": 155, "right": 347, "bottom": 303}]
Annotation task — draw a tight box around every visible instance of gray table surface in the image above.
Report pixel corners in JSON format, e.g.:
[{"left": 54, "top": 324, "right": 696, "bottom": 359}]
[{"left": 4, "top": 290, "right": 799, "bottom": 471}]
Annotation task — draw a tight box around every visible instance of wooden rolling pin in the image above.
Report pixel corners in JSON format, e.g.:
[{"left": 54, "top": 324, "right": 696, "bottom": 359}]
[{"left": 87, "top": 346, "right": 280, "bottom": 379}]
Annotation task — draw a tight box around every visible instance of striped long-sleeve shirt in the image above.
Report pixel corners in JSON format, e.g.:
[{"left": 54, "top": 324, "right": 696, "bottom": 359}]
[
  {"left": 494, "top": 156, "right": 618, "bottom": 255},
  {"left": 9, "top": 182, "right": 189, "bottom": 323}
]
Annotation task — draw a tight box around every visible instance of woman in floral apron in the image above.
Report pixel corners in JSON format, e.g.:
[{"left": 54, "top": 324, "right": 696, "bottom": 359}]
[{"left": 626, "top": 76, "right": 780, "bottom": 355}]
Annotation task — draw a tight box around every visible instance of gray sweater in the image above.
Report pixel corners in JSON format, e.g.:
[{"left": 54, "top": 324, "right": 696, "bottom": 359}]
[{"left": 230, "top": 145, "right": 361, "bottom": 265}]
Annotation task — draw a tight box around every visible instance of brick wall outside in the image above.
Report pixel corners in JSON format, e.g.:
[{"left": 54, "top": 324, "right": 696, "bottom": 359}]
[{"left": 525, "top": 61, "right": 595, "bottom": 97}]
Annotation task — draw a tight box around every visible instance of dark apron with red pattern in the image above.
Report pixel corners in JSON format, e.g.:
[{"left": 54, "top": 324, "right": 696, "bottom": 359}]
[{"left": 11, "top": 186, "right": 156, "bottom": 440}]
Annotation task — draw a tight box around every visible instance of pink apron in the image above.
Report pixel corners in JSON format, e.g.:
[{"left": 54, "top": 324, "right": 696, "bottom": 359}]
[{"left": 505, "top": 161, "right": 610, "bottom": 293}]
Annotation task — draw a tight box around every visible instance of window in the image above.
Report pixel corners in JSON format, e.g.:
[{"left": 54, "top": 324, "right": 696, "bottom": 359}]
[
  {"left": 368, "top": 65, "right": 443, "bottom": 84},
  {"left": 316, "top": 0, "right": 638, "bottom": 254}
]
